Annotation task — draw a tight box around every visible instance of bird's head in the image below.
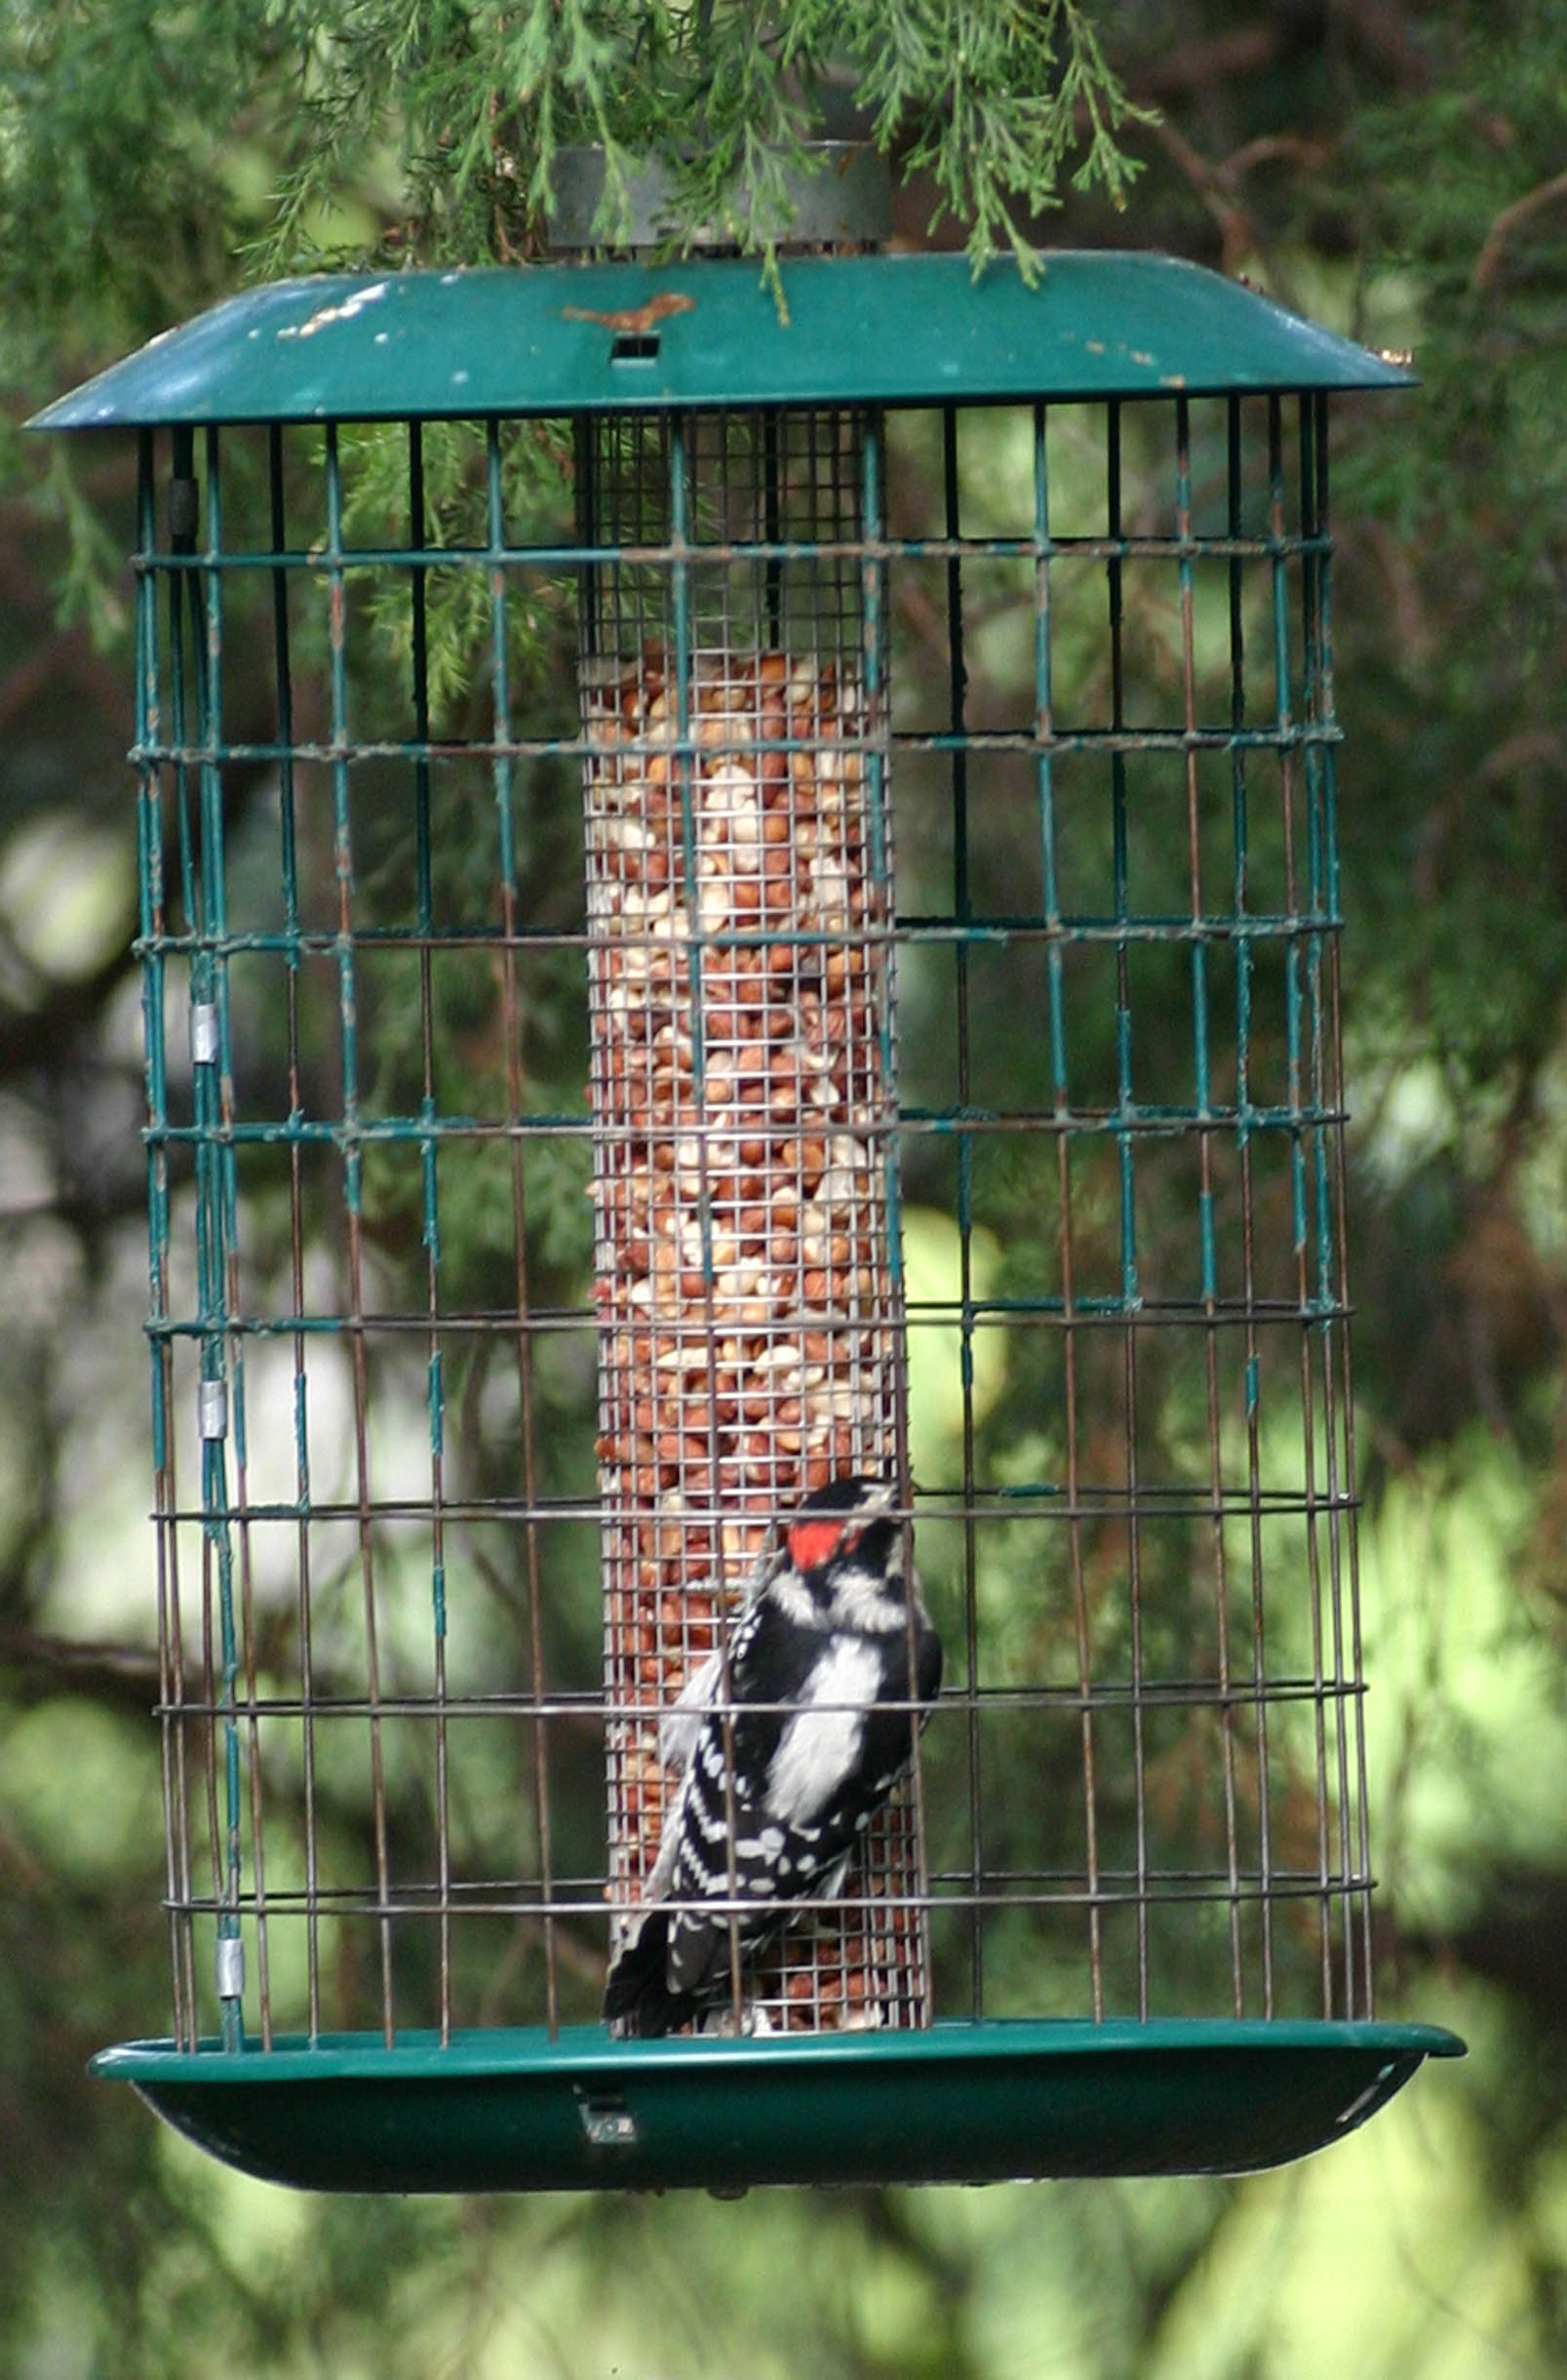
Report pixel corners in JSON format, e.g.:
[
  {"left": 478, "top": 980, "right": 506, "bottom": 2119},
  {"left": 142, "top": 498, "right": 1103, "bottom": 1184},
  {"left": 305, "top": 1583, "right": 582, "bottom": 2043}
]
[{"left": 784, "top": 1473, "right": 895, "bottom": 1577}]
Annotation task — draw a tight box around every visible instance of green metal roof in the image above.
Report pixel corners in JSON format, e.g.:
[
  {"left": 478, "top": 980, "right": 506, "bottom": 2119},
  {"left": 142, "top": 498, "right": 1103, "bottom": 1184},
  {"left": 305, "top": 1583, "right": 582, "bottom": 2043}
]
[{"left": 30, "top": 251, "right": 1411, "bottom": 430}]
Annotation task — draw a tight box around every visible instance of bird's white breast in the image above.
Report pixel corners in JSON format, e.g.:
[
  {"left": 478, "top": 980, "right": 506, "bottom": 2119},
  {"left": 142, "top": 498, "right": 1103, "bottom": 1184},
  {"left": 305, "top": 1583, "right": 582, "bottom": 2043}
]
[{"left": 764, "top": 1635, "right": 883, "bottom": 1826}]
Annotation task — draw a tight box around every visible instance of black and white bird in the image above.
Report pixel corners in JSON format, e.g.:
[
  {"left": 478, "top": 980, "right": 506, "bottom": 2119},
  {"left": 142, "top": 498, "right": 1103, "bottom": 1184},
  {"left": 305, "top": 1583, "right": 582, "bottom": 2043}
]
[{"left": 603, "top": 1474, "right": 942, "bottom": 2038}]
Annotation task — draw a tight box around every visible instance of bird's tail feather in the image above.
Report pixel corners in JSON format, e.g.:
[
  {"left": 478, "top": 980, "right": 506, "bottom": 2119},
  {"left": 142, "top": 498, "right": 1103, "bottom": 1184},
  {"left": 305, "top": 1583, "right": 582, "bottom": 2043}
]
[{"left": 603, "top": 1909, "right": 701, "bottom": 2039}]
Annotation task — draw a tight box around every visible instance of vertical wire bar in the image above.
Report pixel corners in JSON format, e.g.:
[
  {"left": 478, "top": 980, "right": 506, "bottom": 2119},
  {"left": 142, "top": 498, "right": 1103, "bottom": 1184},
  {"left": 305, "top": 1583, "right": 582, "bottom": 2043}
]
[
  {"left": 1229, "top": 399, "right": 1275, "bottom": 2014},
  {"left": 1299, "top": 393, "right": 1356, "bottom": 2012},
  {"left": 1271, "top": 395, "right": 1335, "bottom": 2010},
  {"left": 324, "top": 423, "right": 396, "bottom": 2043},
  {"left": 206, "top": 426, "right": 274, "bottom": 2045},
  {"left": 1035, "top": 403, "right": 1103, "bottom": 2018},
  {"left": 669, "top": 415, "right": 732, "bottom": 2005},
  {"left": 763, "top": 411, "right": 783, "bottom": 647},
  {"left": 1314, "top": 394, "right": 1375, "bottom": 2012},
  {"left": 213, "top": 445, "right": 270, "bottom": 2043},
  {"left": 675, "top": 409, "right": 732, "bottom": 2008},
  {"left": 1107, "top": 404, "right": 1151, "bottom": 2017},
  {"left": 579, "top": 414, "right": 621, "bottom": 1976},
  {"left": 680, "top": 414, "right": 741, "bottom": 2021},
  {"left": 587, "top": 410, "right": 652, "bottom": 1985},
  {"left": 864, "top": 409, "right": 928, "bottom": 2023},
  {"left": 138, "top": 430, "right": 192, "bottom": 2045},
  {"left": 489, "top": 420, "right": 559, "bottom": 2037},
  {"left": 941, "top": 407, "right": 985, "bottom": 2020},
  {"left": 191, "top": 426, "right": 245, "bottom": 2051},
  {"left": 580, "top": 415, "right": 637, "bottom": 1991},
  {"left": 680, "top": 407, "right": 725, "bottom": 1564},
  {"left": 269, "top": 418, "right": 318, "bottom": 2037},
  {"left": 182, "top": 438, "right": 220, "bottom": 1988},
  {"left": 574, "top": 419, "right": 599, "bottom": 658},
  {"left": 822, "top": 402, "right": 918, "bottom": 2027},
  {"left": 715, "top": 408, "right": 728, "bottom": 638},
  {"left": 1175, "top": 399, "right": 1244, "bottom": 2012},
  {"left": 269, "top": 424, "right": 319, "bottom": 2040},
  {"left": 269, "top": 423, "right": 320, "bottom": 2040},
  {"left": 165, "top": 428, "right": 205, "bottom": 2043},
  {"left": 669, "top": 413, "right": 746, "bottom": 2034},
  {"left": 409, "top": 420, "right": 452, "bottom": 2042},
  {"left": 166, "top": 428, "right": 221, "bottom": 2021},
  {"left": 686, "top": 411, "right": 735, "bottom": 2006}
]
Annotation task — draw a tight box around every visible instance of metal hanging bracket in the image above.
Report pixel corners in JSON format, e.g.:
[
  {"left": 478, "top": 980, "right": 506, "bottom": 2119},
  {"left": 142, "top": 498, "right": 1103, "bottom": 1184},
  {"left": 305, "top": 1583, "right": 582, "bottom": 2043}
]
[
  {"left": 215, "top": 1933, "right": 245, "bottom": 2002},
  {"left": 546, "top": 140, "right": 891, "bottom": 255},
  {"left": 189, "top": 1002, "right": 219, "bottom": 1066}
]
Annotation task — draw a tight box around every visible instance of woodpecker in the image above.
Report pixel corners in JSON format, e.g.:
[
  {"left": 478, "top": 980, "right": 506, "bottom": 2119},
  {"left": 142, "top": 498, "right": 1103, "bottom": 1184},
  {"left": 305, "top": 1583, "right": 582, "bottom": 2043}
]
[{"left": 604, "top": 1474, "right": 942, "bottom": 2039}]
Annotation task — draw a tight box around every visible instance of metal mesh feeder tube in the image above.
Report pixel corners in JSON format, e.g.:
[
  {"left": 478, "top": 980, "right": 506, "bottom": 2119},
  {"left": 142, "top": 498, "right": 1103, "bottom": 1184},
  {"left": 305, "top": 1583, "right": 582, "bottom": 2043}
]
[
  {"left": 577, "top": 406, "right": 923, "bottom": 2031},
  {"left": 30, "top": 250, "right": 1464, "bottom": 2191}
]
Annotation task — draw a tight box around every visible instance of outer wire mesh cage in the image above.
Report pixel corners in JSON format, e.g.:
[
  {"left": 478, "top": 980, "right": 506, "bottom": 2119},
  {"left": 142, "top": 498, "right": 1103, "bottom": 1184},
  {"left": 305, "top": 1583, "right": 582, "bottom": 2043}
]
[{"left": 32, "top": 254, "right": 1463, "bottom": 2190}]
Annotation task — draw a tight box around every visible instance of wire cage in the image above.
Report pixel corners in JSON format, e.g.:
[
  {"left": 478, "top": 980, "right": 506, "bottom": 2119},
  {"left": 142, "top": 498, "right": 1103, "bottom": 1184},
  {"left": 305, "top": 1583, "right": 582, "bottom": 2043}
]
[{"left": 33, "top": 250, "right": 1463, "bottom": 2192}]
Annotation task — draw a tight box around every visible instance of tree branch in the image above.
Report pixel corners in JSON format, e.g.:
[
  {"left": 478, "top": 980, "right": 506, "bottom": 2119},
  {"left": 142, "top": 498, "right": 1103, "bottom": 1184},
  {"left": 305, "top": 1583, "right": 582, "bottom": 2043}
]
[
  {"left": 0, "top": 1625, "right": 163, "bottom": 1721},
  {"left": 1150, "top": 119, "right": 1265, "bottom": 277},
  {"left": 1470, "top": 169, "right": 1567, "bottom": 295},
  {"left": 1128, "top": 27, "right": 1281, "bottom": 101}
]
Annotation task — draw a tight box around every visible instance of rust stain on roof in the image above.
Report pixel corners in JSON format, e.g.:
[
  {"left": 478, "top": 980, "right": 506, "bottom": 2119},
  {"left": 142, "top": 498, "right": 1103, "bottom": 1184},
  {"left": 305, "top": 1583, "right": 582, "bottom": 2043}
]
[{"left": 561, "top": 292, "right": 696, "bottom": 337}]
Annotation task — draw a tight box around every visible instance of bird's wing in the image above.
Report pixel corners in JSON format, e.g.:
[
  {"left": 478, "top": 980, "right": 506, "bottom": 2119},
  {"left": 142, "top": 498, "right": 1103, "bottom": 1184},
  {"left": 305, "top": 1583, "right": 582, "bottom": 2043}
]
[{"left": 656, "top": 1533, "right": 784, "bottom": 1772}]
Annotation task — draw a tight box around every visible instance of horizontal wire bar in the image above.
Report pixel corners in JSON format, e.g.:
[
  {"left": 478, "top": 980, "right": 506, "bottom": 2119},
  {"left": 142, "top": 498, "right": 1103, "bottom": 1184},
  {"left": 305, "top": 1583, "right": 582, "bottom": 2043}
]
[
  {"left": 148, "top": 1483, "right": 1355, "bottom": 1528},
  {"left": 168, "top": 1874, "right": 1375, "bottom": 1924},
  {"left": 136, "top": 911, "right": 1342, "bottom": 958},
  {"left": 901, "top": 727, "right": 1342, "bottom": 758},
  {"left": 137, "top": 904, "right": 1351, "bottom": 952},
  {"left": 140, "top": 1102, "right": 1346, "bottom": 1151},
  {"left": 135, "top": 527, "right": 1334, "bottom": 575},
  {"left": 168, "top": 1862, "right": 1368, "bottom": 1902},
  {"left": 140, "top": 1294, "right": 1350, "bottom": 1338},
  {"left": 135, "top": 721, "right": 1342, "bottom": 769},
  {"left": 153, "top": 1676, "right": 1368, "bottom": 1724}
]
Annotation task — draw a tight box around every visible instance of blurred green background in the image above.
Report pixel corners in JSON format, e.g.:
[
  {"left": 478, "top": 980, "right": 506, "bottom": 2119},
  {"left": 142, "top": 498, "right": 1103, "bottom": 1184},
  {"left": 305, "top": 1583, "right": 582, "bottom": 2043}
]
[{"left": 2, "top": 4, "right": 1564, "bottom": 2373}]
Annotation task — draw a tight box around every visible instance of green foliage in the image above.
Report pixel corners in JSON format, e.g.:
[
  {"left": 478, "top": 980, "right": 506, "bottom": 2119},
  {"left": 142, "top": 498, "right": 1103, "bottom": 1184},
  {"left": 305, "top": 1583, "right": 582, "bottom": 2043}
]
[
  {"left": 853, "top": 0, "right": 1150, "bottom": 260},
  {"left": 0, "top": 3, "right": 301, "bottom": 376},
  {"left": 0, "top": 1, "right": 1151, "bottom": 332},
  {"left": 1326, "top": 0, "right": 1567, "bottom": 1112},
  {"left": 2, "top": 1, "right": 1152, "bottom": 686},
  {"left": 336, "top": 413, "right": 576, "bottom": 715},
  {"left": 254, "top": 0, "right": 1149, "bottom": 279}
]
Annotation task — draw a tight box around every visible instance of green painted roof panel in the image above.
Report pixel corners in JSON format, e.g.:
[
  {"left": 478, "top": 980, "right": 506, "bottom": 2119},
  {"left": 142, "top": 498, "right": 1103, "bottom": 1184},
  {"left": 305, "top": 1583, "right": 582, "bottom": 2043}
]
[{"left": 31, "top": 252, "right": 1411, "bottom": 430}]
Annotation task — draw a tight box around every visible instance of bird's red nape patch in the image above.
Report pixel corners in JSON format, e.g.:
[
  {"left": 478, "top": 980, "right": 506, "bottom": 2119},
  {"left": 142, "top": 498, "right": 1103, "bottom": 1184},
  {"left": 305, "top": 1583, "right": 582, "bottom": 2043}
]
[{"left": 787, "top": 1518, "right": 848, "bottom": 1573}]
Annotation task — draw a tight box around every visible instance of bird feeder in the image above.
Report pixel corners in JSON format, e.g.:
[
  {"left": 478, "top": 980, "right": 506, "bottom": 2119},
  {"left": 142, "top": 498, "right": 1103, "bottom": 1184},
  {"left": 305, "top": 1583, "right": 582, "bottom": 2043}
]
[{"left": 33, "top": 210, "right": 1463, "bottom": 2191}]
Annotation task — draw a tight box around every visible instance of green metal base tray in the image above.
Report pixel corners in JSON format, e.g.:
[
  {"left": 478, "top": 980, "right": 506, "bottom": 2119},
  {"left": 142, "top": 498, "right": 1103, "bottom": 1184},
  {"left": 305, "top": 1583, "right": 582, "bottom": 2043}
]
[{"left": 93, "top": 2018, "right": 1464, "bottom": 2194}]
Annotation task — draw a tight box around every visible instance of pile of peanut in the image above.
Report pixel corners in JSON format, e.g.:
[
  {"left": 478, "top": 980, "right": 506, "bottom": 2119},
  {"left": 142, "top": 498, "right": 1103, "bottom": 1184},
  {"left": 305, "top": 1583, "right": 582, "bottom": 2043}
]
[{"left": 582, "top": 645, "right": 925, "bottom": 2030}]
